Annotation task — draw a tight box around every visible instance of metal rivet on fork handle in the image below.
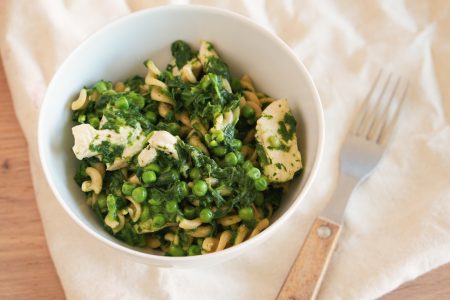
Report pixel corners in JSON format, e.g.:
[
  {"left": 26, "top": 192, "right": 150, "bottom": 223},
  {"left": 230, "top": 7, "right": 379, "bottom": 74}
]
[{"left": 317, "top": 225, "right": 332, "bottom": 239}]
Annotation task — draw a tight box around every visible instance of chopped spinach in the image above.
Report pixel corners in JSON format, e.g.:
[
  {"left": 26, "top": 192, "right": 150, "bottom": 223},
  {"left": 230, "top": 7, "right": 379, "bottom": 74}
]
[
  {"left": 89, "top": 141, "right": 124, "bottom": 164},
  {"left": 171, "top": 40, "right": 195, "bottom": 68}
]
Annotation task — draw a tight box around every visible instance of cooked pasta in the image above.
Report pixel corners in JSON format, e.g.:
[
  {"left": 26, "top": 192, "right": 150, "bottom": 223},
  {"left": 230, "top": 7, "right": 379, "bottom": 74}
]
[
  {"left": 70, "top": 40, "right": 303, "bottom": 256},
  {"left": 81, "top": 167, "right": 103, "bottom": 194},
  {"left": 71, "top": 88, "right": 88, "bottom": 111},
  {"left": 240, "top": 74, "right": 256, "bottom": 92}
]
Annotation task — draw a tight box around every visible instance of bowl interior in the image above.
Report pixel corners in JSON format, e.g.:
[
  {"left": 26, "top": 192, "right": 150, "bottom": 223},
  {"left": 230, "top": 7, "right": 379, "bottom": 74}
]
[{"left": 39, "top": 6, "right": 323, "bottom": 265}]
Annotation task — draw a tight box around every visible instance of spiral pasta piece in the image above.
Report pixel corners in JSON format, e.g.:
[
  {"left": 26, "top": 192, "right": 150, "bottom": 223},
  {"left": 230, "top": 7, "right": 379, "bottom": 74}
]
[
  {"left": 71, "top": 88, "right": 88, "bottom": 111},
  {"left": 81, "top": 167, "right": 103, "bottom": 194},
  {"left": 187, "top": 225, "right": 212, "bottom": 238},
  {"left": 152, "top": 87, "right": 175, "bottom": 105},
  {"left": 181, "top": 64, "right": 197, "bottom": 83},
  {"left": 148, "top": 237, "right": 161, "bottom": 249},
  {"left": 243, "top": 91, "right": 261, "bottom": 106},
  {"left": 114, "top": 81, "right": 126, "bottom": 92},
  {"left": 125, "top": 196, "right": 142, "bottom": 222},
  {"left": 90, "top": 162, "right": 106, "bottom": 177},
  {"left": 249, "top": 218, "right": 270, "bottom": 239},
  {"left": 188, "top": 134, "right": 209, "bottom": 155},
  {"left": 240, "top": 74, "right": 256, "bottom": 92},
  {"left": 105, "top": 211, "right": 125, "bottom": 234},
  {"left": 216, "top": 231, "right": 232, "bottom": 251},
  {"left": 158, "top": 102, "right": 172, "bottom": 118},
  {"left": 202, "top": 237, "right": 219, "bottom": 252},
  {"left": 234, "top": 224, "right": 249, "bottom": 245},
  {"left": 217, "top": 215, "right": 242, "bottom": 227},
  {"left": 175, "top": 111, "right": 192, "bottom": 128},
  {"left": 179, "top": 218, "right": 202, "bottom": 230},
  {"left": 144, "top": 60, "right": 161, "bottom": 81}
]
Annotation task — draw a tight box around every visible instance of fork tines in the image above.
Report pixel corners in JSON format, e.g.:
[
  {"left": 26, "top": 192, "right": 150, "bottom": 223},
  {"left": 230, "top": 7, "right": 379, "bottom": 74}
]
[{"left": 353, "top": 70, "right": 409, "bottom": 144}]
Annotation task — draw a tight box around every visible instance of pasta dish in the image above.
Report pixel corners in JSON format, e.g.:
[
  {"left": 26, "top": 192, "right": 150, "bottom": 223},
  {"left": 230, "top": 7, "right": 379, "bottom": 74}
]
[{"left": 70, "top": 40, "right": 302, "bottom": 256}]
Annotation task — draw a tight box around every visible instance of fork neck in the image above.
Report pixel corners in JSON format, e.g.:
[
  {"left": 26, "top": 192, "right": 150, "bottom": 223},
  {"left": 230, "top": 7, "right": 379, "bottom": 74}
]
[{"left": 321, "top": 173, "right": 360, "bottom": 225}]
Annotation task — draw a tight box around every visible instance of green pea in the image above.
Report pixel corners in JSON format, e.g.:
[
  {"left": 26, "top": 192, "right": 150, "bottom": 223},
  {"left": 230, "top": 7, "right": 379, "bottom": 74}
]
[
  {"left": 193, "top": 180, "right": 208, "bottom": 197},
  {"left": 142, "top": 170, "right": 157, "bottom": 184},
  {"left": 148, "top": 198, "right": 161, "bottom": 206},
  {"left": 242, "top": 160, "right": 253, "bottom": 171},
  {"left": 239, "top": 207, "right": 254, "bottom": 221},
  {"left": 132, "top": 187, "right": 147, "bottom": 203},
  {"left": 139, "top": 205, "right": 151, "bottom": 222},
  {"left": 168, "top": 245, "right": 185, "bottom": 257},
  {"left": 94, "top": 81, "right": 108, "bottom": 93},
  {"left": 145, "top": 111, "right": 158, "bottom": 124},
  {"left": 224, "top": 152, "right": 238, "bottom": 166},
  {"left": 129, "top": 93, "right": 145, "bottom": 109},
  {"left": 77, "top": 114, "right": 86, "bottom": 123},
  {"left": 152, "top": 213, "right": 166, "bottom": 227},
  {"left": 255, "top": 176, "right": 268, "bottom": 191},
  {"left": 183, "top": 206, "right": 197, "bottom": 219},
  {"left": 235, "top": 152, "right": 244, "bottom": 164},
  {"left": 144, "top": 163, "right": 160, "bottom": 173},
  {"left": 208, "top": 140, "right": 218, "bottom": 148},
  {"left": 165, "top": 200, "right": 178, "bottom": 214},
  {"left": 215, "top": 130, "right": 225, "bottom": 142},
  {"left": 230, "top": 139, "right": 242, "bottom": 150},
  {"left": 167, "top": 122, "right": 180, "bottom": 135},
  {"left": 189, "top": 167, "right": 202, "bottom": 180},
  {"left": 88, "top": 115, "right": 100, "bottom": 128},
  {"left": 204, "top": 133, "right": 212, "bottom": 144},
  {"left": 121, "top": 182, "right": 135, "bottom": 196},
  {"left": 247, "top": 167, "right": 261, "bottom": 180},
  {"left": 188, "top": 245, "right": 201, "bottom": 256},
  {"left": 200, "top": 208, "right": 214, "bottom": 223},
  {"left": 213, "top": 146, "right": 227, "bottom": 157},
  {"left": 242, "top": 105, "right": 255, "bottom": 119},
  {"left": 268, "top": 135, "right": 281, "bottom": 148},
  {"left": 115, "top": 96, "right": 129, "bottom": 110},
  {"left": 97, "top": 194, "right": 107, "bottom": 210},
  {"left": 255, "top": 192, "right": 264, "bottom": 207}
]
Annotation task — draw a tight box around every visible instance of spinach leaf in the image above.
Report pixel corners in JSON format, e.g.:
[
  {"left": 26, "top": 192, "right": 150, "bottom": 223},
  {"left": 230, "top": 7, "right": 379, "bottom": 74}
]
[
  {"left": 171, "top": 40, "right": 195, "bottom": 68},
  {"left": 89, "top": 141, "right": 124, "bottom": 164},
  {"left": 204, "top": 57, "right": 230, "bottom": 80}
]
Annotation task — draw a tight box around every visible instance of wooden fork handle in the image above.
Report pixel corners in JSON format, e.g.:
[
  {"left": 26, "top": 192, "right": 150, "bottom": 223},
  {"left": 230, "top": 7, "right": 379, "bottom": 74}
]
[{"left": 277, "top": 217, "right": 342, "bottom": 300}]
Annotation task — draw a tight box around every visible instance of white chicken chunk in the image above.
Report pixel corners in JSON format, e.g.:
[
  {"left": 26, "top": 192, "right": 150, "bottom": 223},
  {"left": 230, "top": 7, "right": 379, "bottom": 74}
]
[
  {"left": 137, "top": 130, "right": 179, "bottom": 167},
  {"left": 255, "top": 99, "right": 302, "bottom": 183},
  {"left": 198, "top": 41, "right": 219, "bottom": 66},
  {"left": 72, "top": 123, "right": 146, "bottom": 170},
  {"left": 137, "top": 147, "right": 158, "bottom": 167}
]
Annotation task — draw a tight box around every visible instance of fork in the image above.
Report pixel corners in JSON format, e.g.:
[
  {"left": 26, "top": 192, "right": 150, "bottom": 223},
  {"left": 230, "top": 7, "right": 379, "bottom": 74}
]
[{"left": 277, "top": 71, "right": 409, "bottom": 300}]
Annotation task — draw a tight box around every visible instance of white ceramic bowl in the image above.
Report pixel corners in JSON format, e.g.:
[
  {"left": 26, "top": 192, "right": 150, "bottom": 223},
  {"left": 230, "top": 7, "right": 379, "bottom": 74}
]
[{"left": 38, "top": 5, "right": 324, "bottom": 267}]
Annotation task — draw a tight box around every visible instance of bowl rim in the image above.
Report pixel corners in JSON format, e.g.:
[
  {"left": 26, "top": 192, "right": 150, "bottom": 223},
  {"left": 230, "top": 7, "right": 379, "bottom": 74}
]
[{"left": 38, "top": 4, "right": 324, "bottom": 263}]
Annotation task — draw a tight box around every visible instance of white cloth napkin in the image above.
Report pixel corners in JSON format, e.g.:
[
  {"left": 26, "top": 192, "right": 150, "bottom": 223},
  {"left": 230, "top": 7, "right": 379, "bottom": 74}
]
[{"left": 1, "top": 1, "right": 450, "bottom": 299}]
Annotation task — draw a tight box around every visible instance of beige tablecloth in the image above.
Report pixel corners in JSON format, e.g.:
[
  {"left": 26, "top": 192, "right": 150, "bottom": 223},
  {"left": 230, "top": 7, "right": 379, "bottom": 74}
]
[{"left": 1, "top": 1, "right": 449, "bottom": 299}]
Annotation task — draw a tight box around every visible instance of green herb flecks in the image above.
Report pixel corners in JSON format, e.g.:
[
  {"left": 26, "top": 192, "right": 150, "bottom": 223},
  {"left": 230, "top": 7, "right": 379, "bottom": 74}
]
[
  {"left": 89, "top": 141, "right": 124, "bottom": 164},
  {"left": 278, "top": 113, "right": 297, "bottom": 142}
]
